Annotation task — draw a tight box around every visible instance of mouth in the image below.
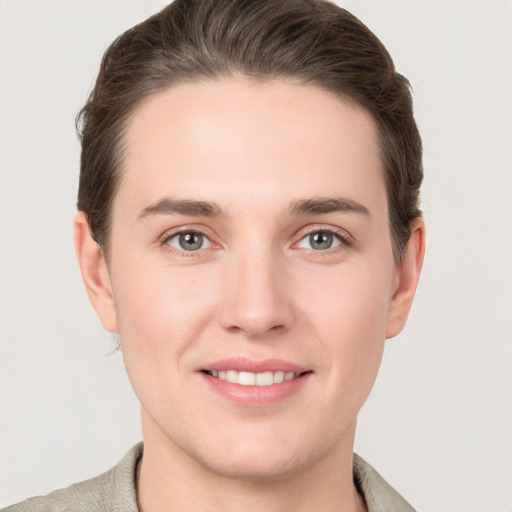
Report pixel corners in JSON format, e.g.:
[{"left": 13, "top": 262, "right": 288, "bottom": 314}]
[
  {"left": 198, "top": 358, "right": 313, "bottom": 406},
  {"left": 201, "top": 369, "right": 311, "bottom": 386}
]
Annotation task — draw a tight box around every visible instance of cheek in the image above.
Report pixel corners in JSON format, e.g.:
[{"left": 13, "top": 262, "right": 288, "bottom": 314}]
[
  {"left": 299, "top": 262, "right": 393, "bottom": 386},
  {"left": 304, "top": 261, "right": 393, "bottom": 337},
  {"left": 110, "top": 260, "right": 219, "bottom": 363}
]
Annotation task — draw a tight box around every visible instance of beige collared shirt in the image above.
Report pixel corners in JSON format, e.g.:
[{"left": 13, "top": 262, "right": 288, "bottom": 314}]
[{"left": 3, "top": 443, "right": 416, "bottom": 511}]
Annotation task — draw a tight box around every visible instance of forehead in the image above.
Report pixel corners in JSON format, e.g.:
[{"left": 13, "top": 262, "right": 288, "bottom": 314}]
[{"left": 116, "top": 79, "right": 386, "bottom": 217}]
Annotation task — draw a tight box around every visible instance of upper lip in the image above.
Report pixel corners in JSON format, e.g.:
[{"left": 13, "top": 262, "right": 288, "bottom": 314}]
[{"left": 200, "top": 358, "right": 310, "bottom": 374}]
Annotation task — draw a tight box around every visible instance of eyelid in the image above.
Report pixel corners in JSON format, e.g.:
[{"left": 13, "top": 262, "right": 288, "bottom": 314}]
[
  {"left": 167, "top": 231, "right": 212, "bottom": 251},
  {"left": 157, "top": 225, "right": 220, "bottom": 254},
  {"left": 156, "top": 223, "right": 353, "bottom": 255},
  {"left": 291, "top": 225, "right": 353, "bottom": 250}
]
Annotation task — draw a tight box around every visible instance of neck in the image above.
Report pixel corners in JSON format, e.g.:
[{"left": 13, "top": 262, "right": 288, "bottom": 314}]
[{"left": 136, "top": 412, "right": 366, "bottom": 512}]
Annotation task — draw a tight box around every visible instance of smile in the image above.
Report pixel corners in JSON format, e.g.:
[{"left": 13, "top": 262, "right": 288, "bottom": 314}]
[
  {"left": 199, "top": 358, "right": 312, "bottom": 406},
  {"left": 203, "top": 370, "right": 302, "bottom": 386}
]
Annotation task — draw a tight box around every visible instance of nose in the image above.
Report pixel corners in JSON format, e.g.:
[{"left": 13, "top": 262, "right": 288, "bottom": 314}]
[{"left": 218, "top": 247, "right": 294, "bottom": 339}]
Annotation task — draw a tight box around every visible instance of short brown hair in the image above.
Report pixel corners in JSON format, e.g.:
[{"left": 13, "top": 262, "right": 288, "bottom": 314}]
[{"left": 77, "top": 0, "right": 422, "bottom": 261}]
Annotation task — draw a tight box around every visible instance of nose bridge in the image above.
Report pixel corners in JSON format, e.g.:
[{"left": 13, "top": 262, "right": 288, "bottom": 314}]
[{"left": 219, "top": 239, "right": 292, "bottom": 337}]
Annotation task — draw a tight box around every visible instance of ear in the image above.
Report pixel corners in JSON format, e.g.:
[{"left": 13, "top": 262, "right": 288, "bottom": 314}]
[
  {"left": 74, "top": 211, "right": 118, "bottom": 333},
  {"left": 386, "top": 217, "right": 426, "bottom": 339}
]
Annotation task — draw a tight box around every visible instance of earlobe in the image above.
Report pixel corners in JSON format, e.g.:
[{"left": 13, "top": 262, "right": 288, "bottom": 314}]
[
  {"left": 73, "top": 212, "right": 118, "bottom": 333},
  {"left": 386, "top": 217, "right": 426, "bottom": 339}
]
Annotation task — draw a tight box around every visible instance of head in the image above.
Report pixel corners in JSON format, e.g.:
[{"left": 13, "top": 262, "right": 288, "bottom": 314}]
[{"left": 74, "top": 0, "right": 425, "bottom": 484}]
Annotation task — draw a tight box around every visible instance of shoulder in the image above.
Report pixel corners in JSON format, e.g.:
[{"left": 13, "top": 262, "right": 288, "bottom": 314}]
[
  {"left": 3, "top": 443, "right": 142, "bottom": 512},
  {"left": 353, "top": 453, "right": 416, "bottom": 512}
]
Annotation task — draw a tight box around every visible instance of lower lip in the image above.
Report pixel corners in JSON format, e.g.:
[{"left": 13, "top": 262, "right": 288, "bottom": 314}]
[{"left": 200, "top": 372, "right": 311, "bottom": 407}]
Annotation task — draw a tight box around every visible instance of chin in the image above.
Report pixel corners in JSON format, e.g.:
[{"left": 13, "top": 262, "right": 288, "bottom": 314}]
[
  {"left": 180, "top": 422, "right": 336, "bottom": 482},
  {"left": 193, "top": 444, "right": 311, "bottom": 482}
]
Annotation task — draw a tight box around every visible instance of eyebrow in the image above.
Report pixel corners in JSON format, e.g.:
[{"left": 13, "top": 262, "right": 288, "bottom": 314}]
[
  {"left": 137, "top": 196, "right": 370, "bottom": 220},
  {"left": 289, "top": 197, "right": 370, "bottom": 217},
  {"left": 138, "top": 198, "right": 224, "bottom": 219}
]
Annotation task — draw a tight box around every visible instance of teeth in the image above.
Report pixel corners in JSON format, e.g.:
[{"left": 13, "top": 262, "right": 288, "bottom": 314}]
[
  {"left": 208, "top": 369, "right": 300, "bottom": 386},
  {"left": 226, "top": 370, "right": 238, "bottom": 383},
  {"left": 255, "top": 371, "right": 273, "bottom": 386},
  {"left": 273, "top": 370, "right": 285, "bottom": 383},
  {"left": 238, "top": 371, "right": 256, "bottom": 385}
]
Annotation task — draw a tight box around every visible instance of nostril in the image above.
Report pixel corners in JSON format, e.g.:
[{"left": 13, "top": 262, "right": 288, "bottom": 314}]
[{"left": 225, "top": 323, "right": 287, "bottom": 337}]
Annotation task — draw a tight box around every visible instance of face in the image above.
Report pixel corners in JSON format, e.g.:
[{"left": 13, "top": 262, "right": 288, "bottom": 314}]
[{"left": 78, "top": 79, "right": 422, "bottom": 480}]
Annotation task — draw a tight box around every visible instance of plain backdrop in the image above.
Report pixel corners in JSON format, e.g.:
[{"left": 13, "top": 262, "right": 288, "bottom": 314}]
[{"left": 1, "top": 1, "right": 511, "bottom": 510}]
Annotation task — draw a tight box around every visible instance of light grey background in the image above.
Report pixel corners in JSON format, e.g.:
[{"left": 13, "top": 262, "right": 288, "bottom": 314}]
[{"left": 1, "top": 1, "right": 511, "bottom": 510}]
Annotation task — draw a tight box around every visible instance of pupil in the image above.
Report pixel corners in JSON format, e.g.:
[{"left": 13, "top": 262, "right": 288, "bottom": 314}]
[
  {"left": 179, "top": 232, "right": 202, "bottom": 251},
  {"left": 310, "top": 232, "right": 332, "bottom": 250}
]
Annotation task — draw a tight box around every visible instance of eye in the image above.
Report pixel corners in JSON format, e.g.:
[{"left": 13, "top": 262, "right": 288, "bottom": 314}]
[
  {"left": 166, "top": 231, "right": 211, "bottom": 251},
  {"left": 297, "top": 230, "right": 343, "bottom": 251}
]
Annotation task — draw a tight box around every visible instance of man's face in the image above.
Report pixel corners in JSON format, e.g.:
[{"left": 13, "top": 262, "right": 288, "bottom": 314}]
[{"left": 102, "top": 79, "right": 403, "bottom": 479}]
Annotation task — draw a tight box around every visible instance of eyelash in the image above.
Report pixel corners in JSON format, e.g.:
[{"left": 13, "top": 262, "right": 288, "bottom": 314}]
[
  {"left": 295, "top": 226, "right": 352, "bottom": 252},
  {"left": 158, "top": 226, "right": 352, "bottom": 257},
  {"left": 159, "top": 227, "right": 216, "bottom": 257}
]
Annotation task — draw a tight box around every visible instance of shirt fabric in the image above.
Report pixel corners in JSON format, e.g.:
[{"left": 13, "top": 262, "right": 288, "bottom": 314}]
[{"left": 3, "top": 443, "right": 416, "bottom": 511}]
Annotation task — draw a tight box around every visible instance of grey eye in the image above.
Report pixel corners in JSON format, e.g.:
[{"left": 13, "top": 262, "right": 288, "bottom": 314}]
[
  {"left": 297, "top": 231, "right": 342, "bottom": 251},
  {"left": 167, "top": 232, "right": 211, "bottom": 251}
]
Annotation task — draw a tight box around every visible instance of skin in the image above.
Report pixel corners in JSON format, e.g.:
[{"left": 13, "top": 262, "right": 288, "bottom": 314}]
[{"left": 75, "top": 79, "right": 424, "bottom": 512}]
